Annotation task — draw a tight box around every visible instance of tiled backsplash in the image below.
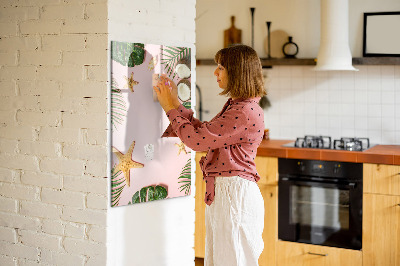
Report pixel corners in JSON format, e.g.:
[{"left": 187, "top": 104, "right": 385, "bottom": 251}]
[{"left": 195, "top": 65, "right": 400, "bottom": 145}]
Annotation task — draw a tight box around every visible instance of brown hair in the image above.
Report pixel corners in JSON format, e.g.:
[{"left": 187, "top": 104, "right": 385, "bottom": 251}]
[{"left": 214, "top": 44, "right": 266, "bottom": 99}]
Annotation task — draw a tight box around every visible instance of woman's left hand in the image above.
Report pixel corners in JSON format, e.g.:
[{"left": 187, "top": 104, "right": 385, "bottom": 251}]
[{"left": 153, "top": 78, "right": 175, "bottom": 113}]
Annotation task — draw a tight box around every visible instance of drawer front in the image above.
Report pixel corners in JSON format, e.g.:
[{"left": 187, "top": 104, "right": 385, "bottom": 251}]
[
  {"left": 364, "top": 164, "right": 400, "bottom": 196},
  {"left": 277, "top": 241, "right": 362, "bottom": 266}
]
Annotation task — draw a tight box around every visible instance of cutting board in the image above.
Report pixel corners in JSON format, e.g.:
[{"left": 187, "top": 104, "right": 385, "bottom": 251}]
[{"left": 224, "top": 16, "right": 242, "bottom": 48}]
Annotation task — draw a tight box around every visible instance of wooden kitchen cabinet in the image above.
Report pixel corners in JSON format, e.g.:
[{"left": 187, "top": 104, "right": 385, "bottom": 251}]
[
  {"left": 364, "top": 163, "right": 400, "bottom": 196},
  {"left": 363, "top": 163, "right": 400, "bottom": 266},
  {"left": 363, "top": 191, "right": 400, "bottom": 266},
  {"left": 276, "top": 241, "right": 362, "bottom": 266},
  {"left": 259, "top": 184, "right": 278, "bottom": 266},
  {"left": 194, "top": 152, "right": 207, "bottom": 258}
]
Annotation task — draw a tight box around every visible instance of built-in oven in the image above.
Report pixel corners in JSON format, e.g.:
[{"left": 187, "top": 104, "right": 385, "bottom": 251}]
[{"left": 278, "top": 158, "right": 363, "bottom": 250}]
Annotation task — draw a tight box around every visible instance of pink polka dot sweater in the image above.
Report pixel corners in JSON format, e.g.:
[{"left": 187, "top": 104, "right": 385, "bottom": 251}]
[{"left": 161, "top": 97, "right": 265, "bottom": 205}]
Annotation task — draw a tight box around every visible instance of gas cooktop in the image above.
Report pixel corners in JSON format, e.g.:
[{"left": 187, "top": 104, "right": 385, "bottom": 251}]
[{"left": 282, "top": 135, "right": 375, "bottom": 151}]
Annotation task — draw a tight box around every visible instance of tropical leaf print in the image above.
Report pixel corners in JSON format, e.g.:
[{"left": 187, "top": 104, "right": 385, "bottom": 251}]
[
  {"left": 160, "top": 46, "right": 190, "bottom": 79},
  {"left": 111, "top": 165, "right": 126, "bottom": 207},
  {"left": 111, "top": 78, "right": 127, "bottom": 130},
  {"left": 178, "top": 157, "right": 191, "bottom": 196},
  {"left": 182, "top": 101, "right": 191, "bottom": 110},
  {"left": 129, "top": 185, "right": 168, "bottom": 204},
  {"left": 111, "top": 41, "right": 145, "bottom": 67}
]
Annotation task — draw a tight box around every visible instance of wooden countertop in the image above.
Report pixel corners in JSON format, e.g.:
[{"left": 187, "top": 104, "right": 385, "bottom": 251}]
[{"left": 257, "top": 139, "right": 400, "bottom": 165}]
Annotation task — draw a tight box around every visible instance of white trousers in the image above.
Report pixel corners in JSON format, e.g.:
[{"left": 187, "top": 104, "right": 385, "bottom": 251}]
[{"left": 205, "top": 176, "right": 264, "bottom": 266}]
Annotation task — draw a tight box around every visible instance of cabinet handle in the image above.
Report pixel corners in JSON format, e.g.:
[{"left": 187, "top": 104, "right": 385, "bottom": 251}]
[{"left": 307, "top": 252, "right": 328, "bottom": 256}]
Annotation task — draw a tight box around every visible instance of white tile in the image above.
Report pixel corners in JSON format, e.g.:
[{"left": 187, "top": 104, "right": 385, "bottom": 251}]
[
  {"left": 316, "top": 103, "right": 329, "bottom": 115},
  {"left": 382, "top": 117, "right": 396, "bottom": 131},
  {"left": 368, "top": 117, "right": 382, "bottom": 131},
  {"left": 381, "top": 66, "right": 395, "bottom": 78},
  {"left": 367, "top": 129, "right": 382, "bottom": 144},
  {"left": 304, "top": 88, "right": 316, "bottom": 103},
  {"left": 329, "top": 116, "right": 342, "bottom": 130},
  {"left": 341, "top": 117, "right": 355, "bottom": 129},
  {"left": 316, "top": 115, "right": 330, "bottom": 128},
  {"left": 315, "top": 77, "right": 329, "bottom": 90},
  {"left": 291, "top": 67, "right": 303, "bottom": 78},
  {"left": 291, "top": 77, "right": 304, "bottom": 90},
  {"left": 341, "top": 128, "right": 355, "bottom": 137},
  {"left": 279, "top": 78, "right": 291, "bottom": 90},
  {"left": 304, "top": 102, "right": 316, "bottom": 115},
  {"left": 329, "top": 103, "right": 341, "bottom": 116},
  {"left": 355, "top": 104, "right": 368, "bottom": 117},
  {"left": 381, "top": 90, "right": 395, "bottom": 104},
  {"left": 367, "top": 76, "right": 381, "bottom": 91},
  {"left": 355, "top": 116, "right": 368, "bottom": 130},
  {"left": 367, "top": 104, "right": 381, "bottom": 118},
  {"left": 354, "top": 90, "right": 368, "bottom": 104},
  {"left": 382, "top": 104, "right": 395, "bottom": 118},
  {"left": 381, "top": 131, "right": 396, "bottom": 145},
  {"left": 316, "top": 89, "right": 329, "bottom": 103},
  {"left": 341, "top": 89, "right": 355, "bottom": 104},
  {"left": 394, "top": 66, "right": 400, "bottom": 79},
  {"left": 367, "top": 91, "right": 381, "bottom": 105},
  {"left": 381, "top": 78, "right": 395, "bottom": 91},
  {"left": 328, "top": 88, "right": 341, "bottom": 103},
  {"left": 341, "top": 104, "right": 355, "bottom": 116}
]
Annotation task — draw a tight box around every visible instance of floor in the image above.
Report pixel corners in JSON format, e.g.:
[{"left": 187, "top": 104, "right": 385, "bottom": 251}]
[{"left": 195, "top": 257, "right": 204, "bottom": 266}]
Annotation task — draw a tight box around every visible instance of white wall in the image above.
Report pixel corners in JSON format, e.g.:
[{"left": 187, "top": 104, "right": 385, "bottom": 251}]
[
  {"left": 107, "top": 1, "right": 196, "bottom": 266},
  {"left": 196, "top": 0, "right": 400, "bottom": 145}
]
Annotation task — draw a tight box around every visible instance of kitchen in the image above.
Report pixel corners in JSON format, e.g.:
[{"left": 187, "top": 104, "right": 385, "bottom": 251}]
[{"left": 194, "top": 0, "right": 400, "bottom": 265}]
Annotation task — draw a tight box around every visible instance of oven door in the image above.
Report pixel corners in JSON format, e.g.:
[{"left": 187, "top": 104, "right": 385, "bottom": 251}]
[{"left": 278, "top": 176, "right": 362, "bottom": 250}]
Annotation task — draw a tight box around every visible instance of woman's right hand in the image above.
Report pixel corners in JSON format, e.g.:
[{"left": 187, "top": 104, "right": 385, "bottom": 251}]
[{"left": 160, "top": 74, "right": 180, "bottom": 109}]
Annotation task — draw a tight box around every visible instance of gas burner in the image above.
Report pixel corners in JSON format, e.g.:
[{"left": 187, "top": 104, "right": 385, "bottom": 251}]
[
  {"left": 333, "top": 137, "right": 370, "bottom": 151},
  {"left": 295, "top": 135, "right": 332, "bottom": 149}
]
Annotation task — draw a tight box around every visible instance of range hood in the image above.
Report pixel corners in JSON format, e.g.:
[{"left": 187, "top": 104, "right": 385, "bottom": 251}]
[{"left": 314, "top": 0, "right": 358, "bottom": 71}]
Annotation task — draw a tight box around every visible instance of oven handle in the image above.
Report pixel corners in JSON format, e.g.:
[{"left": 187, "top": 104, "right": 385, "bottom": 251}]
[{"left": 280, "top": 177, "right": 357, "bottom": 189}]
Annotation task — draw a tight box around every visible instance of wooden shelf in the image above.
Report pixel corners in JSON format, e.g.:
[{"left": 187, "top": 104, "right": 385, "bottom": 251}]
[{"left": 196, "top": 57, "right": 400, "bottom": 67}]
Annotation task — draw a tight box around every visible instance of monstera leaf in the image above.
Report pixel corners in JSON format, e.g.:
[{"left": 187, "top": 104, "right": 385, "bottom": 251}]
[
  {"left": 111, "top": 41, "right": 145, "bottom": 67},
  {"left": 111, "top": 165, "right": 126, "bottom": 207},
  {"left": 129, "top": 185, "right": 168, "bottom": 204},
  {"left": 178, "top": 157, "right": 191, "bottom": 196}
]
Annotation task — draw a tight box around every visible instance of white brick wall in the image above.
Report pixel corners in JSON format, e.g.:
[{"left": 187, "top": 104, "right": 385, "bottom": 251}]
[{"left": 0, "top": 0, "right": 108, "bottom": 265}]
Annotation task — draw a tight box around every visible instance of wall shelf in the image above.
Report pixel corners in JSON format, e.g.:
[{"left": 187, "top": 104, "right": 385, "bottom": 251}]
[{"left": 196, "top": 57, "right": 400, "bottom": 67}]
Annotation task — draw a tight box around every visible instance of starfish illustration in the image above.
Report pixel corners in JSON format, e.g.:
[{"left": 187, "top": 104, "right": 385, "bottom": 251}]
[
  {"left": 175, "top": 141, "right": 188, "bottom": 155},
  {"left": 124, "top": 72, "right": 139, "bottom": 92},
  {"left": 112, "top": 141, "right": 144, "bottom": 187}
]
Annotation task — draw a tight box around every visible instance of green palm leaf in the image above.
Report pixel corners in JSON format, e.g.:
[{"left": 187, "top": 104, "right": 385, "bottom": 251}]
[
  {"left": 128, "top": 185, "right": 168, "bottom": 204},
  {"left": 178, "top": 157, "right": 191, "bottom": 196},
  {"left": 111, "top": 78, "right": 127, "bottom": 130},
  {"left": 111, "top": 165, "right": 126, "bottom": 207},
  {"left": 160, "top": 46, "right": 191, "bottom": 79}
]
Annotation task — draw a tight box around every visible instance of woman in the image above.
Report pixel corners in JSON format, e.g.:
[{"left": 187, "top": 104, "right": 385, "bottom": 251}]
[{"left": 153, "top": 44, "right": 266, "bottom": 266}]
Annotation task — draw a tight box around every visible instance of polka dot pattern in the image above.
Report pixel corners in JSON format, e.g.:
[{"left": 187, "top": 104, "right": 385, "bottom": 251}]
[{"left": 162, "top": 97, "right": 264, "bottom": 206}]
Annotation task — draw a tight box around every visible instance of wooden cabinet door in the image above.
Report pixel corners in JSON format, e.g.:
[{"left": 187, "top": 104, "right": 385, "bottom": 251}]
[
  {"left": 194, "top": 152, "right": 207, "bottom": 258},
  {"left": 276, "top": 241, "right": 362, "bottom": 266},
  {"left": 259, "top": 185, "right": 278, "bottom": 266},
  {"left": 255, "top": 156, "right": 278, "bottom": 186},
  {"left": 364, "top": 164, "right": 400, "bottom": 196},
  {"left": 363, "top": 193, "right": 400, "bottom": 266}
]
